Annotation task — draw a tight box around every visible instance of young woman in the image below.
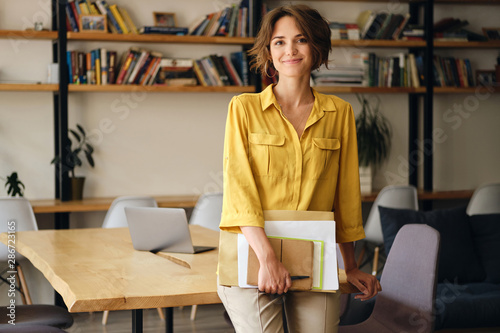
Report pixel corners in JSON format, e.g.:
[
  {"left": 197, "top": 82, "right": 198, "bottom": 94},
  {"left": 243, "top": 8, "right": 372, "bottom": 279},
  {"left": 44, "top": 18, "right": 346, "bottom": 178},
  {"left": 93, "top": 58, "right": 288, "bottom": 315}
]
[{"left": 217, "top": 5, "right": 381, "bottom": 332}]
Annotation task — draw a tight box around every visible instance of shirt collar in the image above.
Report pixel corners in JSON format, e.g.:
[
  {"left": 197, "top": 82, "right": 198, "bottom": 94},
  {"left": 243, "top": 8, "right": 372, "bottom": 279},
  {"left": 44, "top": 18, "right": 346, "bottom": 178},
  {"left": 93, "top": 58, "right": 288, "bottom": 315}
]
[{"left": 260, "top": 84, "right": 337, "bottom": 114}]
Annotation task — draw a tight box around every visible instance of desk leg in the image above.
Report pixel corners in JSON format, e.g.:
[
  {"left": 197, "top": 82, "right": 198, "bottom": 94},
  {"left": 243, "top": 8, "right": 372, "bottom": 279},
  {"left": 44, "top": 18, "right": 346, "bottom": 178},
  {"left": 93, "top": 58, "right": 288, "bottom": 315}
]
[
  {"left": 132, "top": 309, "right": 143, "bottom": 333},
  {"left": 165, "top": 307, "right": 173, "bottom": 333}
]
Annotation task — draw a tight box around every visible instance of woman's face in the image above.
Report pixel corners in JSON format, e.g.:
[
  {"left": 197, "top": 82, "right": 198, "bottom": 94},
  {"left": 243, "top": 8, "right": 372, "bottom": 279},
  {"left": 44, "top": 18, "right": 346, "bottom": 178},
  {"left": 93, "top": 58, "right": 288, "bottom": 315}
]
[{"left": 269, "top": 16, "right": 313, "bottom": 79}]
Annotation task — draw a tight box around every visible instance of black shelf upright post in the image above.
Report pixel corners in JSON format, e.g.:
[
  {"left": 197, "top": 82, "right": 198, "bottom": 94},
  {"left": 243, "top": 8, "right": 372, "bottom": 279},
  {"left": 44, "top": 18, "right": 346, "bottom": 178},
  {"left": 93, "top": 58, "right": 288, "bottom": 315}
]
[
  {"left": 423, "top": 0, "right": 434, "bottom": 210},
  {"left": 53, "top": 0, "right": 71, "bottom": 228},
  {"left": 408, "top": 1, "right": 423, "bottom": 189}
]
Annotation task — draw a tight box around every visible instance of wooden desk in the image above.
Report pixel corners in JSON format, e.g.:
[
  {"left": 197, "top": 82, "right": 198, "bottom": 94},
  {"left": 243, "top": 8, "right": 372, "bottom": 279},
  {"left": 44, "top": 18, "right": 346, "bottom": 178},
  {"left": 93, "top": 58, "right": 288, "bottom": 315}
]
[{"left": 0, "top": 226, "right": 357, "bottom": 332}]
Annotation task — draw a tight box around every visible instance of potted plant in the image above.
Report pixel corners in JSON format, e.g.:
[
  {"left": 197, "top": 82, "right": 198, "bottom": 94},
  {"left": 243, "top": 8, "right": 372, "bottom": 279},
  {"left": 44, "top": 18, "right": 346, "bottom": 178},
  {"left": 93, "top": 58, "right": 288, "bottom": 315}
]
[
  {"left": 1, "top": 171, "right": 25, "bottom": 197},
  {"left": 355, "top": 94, "right": 392, "bottom": 193},
  {"left": 51, "top": 124, "right": 95, "bottom": 200}
]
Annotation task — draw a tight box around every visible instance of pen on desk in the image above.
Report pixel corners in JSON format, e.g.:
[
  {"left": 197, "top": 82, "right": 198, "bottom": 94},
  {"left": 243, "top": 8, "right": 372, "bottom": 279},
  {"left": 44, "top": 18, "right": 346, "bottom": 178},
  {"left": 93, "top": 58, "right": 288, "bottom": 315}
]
[{"left": 291, "top": 275, "right": 309, "bottom": 280}]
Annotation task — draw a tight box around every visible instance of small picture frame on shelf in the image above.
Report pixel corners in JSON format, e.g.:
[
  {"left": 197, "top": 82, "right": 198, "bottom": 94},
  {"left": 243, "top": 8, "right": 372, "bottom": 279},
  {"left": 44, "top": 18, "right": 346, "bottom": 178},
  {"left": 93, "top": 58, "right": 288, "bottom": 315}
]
[
  {"left": 79, "top": 15, "right": 107, "bottom": 33},
  {"left": 475, "top": 70, "right": 496, "bottom": 86},
  {"left": 482, "top": 27, "right": 500, "bottom": 40},
  {"left": 153, "top": 12, "right": 177, "bottom": 27}
]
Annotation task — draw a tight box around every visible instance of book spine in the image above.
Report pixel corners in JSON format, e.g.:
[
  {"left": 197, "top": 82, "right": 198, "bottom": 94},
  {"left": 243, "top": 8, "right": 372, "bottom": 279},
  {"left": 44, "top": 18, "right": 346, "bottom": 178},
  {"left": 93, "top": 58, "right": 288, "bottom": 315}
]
[
  {"left": 66, "top": 4, "right": 79, "bottom": 32},
  {"left": 109, "top": 4, "right": 129, "bottom": 34},
  {"left": 140, "top": 26, "right": 189, "bottom": 35},
  {"left": 116, "top": 50, "right": 134, "bottom": 84},
  {"left": 127, "top": 50, "right": 149, "bottom": 84},
  {"left": 222, "top": 55, "right": 243, "bottom": 86},
  {"left": 100, "top": 48, "right": 108, "bottom": 85},
  {"left": 107, "top": 51, "right": 117, "bottom": 84},
  {"left": 86, "top": 52, "right": 92, "bottom": 85},
  {"left": 95, "top": 0, "right": 122, "bottom": 34},
  {"left": 119, "top": 7, "right": 138, "bottom": 34},
  {"left": 69, "top": 1, "right": 80, "bottom": 31},
  {"left": 193, "top": 59, "right": 211, "bottom": 86},
  {"left": 147, "top": 57, "right": 163, "bottom": 85}
]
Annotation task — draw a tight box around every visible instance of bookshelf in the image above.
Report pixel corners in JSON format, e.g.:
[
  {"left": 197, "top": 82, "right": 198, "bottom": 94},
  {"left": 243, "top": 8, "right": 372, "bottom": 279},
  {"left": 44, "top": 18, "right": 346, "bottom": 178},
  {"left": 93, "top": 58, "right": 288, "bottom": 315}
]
[{"left": 2, "top": 0, "right": 496, "bottom": 219}]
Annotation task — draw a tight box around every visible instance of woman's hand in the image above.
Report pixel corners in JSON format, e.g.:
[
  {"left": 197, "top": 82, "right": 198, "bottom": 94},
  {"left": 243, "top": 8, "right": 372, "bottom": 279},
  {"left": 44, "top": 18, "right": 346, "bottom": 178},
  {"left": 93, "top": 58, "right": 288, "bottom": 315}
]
[
  {"left": 258, "top": 253, "right": 292, "bottom": 294},
  {"left": 339, "top": 241, "right": 382, "bottom": 301},
  {"left": 241, "top": 226, "right": 292, "bottom": 294},
  {"left": 345, "top": 267, "right": 381, "bottom": 301}
]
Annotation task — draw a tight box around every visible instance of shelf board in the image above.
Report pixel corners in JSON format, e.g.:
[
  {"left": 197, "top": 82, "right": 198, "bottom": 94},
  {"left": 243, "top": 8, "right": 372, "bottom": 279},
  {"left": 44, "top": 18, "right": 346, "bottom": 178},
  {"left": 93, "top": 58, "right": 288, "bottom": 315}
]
[
  {"left": 434, "top": 40, "right": 500, "bottom": 48},
  {"left": 435, "top": 0, "right": 500, "bottom": 4},
  {"left": 0, "top": 30, "right": 57, "bottom": 40},
  {"left": 67, "top": 32, "right": 255, "bottom": 45},
  {"left": 332, "top": 39, "right": 426, "bottom": 48},
  {"left": 68, "top": 84, "right": 255, "bottom": 93},
  {"left": 434, "top": 86, "right": 500, "bottom": 93},
  {"left": 361, "top": 189, "right": 474, "bottom": 202},
  {"left": 0, "top": 83, "right": 58, "bottom": 91},
  {"left": 313, "top": 86, "right": 426, "bottom": 94},
  {"left": 30, "top": 195, "right": 200, "bottom": 214}
]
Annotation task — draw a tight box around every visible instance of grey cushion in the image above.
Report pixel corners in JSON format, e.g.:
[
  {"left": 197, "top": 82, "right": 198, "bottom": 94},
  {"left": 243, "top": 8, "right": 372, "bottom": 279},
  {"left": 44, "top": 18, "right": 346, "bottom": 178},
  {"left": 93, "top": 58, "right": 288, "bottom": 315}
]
[
  {"left": 434, "top": 282, "right": 500, "bottom": 329},
  {"left": 0, "top": 305, "right": 73, "bottom": 329},
  {"left": 378, "top": 205, "right": 486, "bottom": 283},
  {"left": 469, "top": 214, "right": 500, "bottom": 283}
]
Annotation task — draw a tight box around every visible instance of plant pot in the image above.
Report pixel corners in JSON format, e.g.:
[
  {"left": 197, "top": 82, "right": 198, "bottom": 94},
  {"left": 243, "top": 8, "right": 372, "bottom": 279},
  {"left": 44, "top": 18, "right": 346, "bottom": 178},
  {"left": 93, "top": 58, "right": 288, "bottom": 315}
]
[
  {"left": 71, "top": 177, "right": 85, "bottom": 200},
  {"left": 359, "top": 166, "right": 372, "bottom": 194}
]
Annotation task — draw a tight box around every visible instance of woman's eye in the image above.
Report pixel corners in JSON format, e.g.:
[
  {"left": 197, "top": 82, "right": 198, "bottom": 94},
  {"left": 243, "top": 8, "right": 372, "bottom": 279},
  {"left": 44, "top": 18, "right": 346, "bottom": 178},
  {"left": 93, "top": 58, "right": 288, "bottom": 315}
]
[
  {"left": 298, "top": 38, "right": 308, "bottom": 43},
  {"left": 274, "top": 40, "right": 283, "bottom": 46}
]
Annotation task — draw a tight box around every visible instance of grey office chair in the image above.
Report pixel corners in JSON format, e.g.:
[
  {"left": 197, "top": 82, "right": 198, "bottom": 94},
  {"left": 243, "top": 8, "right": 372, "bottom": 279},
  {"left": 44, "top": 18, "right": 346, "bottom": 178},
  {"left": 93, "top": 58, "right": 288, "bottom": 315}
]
[
  {"left": 358, "top": 185, "right": 418, "bottom": 275},
  {"left": 0, "top": 198, "right": 74, "bottom": 330},
  {"left": 101, "top": 195, "right": 158, "bottom": 228},
  {"left": 466, "top": 182, "right": 500, "bottom": 215},
  {"left": 189, "top": 192, "right": 223, "bottom": 320},
  {"left": 339, "top": 224, "right": 440, "bottom": 333},
  {"left": 101, "top": 196, "right": 162, "bottom": 325}
]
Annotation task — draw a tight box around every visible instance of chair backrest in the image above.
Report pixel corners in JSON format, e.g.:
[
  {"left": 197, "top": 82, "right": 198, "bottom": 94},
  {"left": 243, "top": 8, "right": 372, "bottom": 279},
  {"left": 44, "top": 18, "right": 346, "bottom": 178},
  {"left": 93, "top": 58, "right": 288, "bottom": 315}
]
[
  {"left": 364, "top": 185, "right": 418, "bottom": 244},
  {"left": 0, "top": 197, "right": 38, "bottom": 261},
  {"left": 189, "top": 192, "right": 223, "bottom": 232},
  {"left": 466, "top": 183, "right": 500, "bottom": 216},
  {"left": 373, "top": 224, "right": 440, "bottom": 333},
  {"left": 102, "top": 196, "right": 157, "bottom": 229}
]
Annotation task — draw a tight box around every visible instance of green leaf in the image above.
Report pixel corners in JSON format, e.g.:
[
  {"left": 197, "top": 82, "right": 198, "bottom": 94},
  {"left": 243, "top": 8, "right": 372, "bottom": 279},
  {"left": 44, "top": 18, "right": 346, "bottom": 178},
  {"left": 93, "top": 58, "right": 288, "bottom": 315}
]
[
  {"left": 70, "top": 129, "right": 81, "bottom": 143},
  {"left": 76, "top": 123, "right": 86, "bottom": 137}
]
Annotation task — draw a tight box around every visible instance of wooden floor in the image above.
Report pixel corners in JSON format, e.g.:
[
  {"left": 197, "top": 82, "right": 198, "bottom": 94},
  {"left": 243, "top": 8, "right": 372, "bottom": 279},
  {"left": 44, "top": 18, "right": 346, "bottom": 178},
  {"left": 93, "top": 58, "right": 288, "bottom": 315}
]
[{"left": 67, "top": 304, "right": 234, "bottom": 333}]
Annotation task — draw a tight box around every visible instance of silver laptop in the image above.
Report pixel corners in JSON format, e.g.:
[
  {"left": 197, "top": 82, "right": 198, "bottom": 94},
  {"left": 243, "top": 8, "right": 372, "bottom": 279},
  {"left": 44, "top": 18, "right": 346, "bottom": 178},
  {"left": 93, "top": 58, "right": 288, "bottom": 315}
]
[{"left": 124, "top": 207, "right": 216, "bottom": 254}]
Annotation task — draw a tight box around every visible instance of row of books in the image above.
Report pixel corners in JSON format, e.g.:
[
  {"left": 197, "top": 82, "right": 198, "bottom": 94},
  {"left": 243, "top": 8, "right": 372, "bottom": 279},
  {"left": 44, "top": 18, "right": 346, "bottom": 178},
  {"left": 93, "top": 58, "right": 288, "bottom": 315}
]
[
  {"left": 66, "top": 0, "right": 138, "bottom": 34},
  {"left": 189, "top": 0, "right": 256, "bottom": 37},
  {"left": 433, "top": 17, "right": 488, "bottom": 42},
  {"left": 433, "top": 55, "right": 474, "bottom": 87},
  {"left": 329, "top": 22, "right": 360, "bottom": 40},
  {"left": 356, "top": 10, "right": 411, "bottom": 40},
  {"left": 311, "top": 52, "right": 425, "bottom": 88},
  {"left": 66, "top": 47, "right": 249, "bottom": 87}
]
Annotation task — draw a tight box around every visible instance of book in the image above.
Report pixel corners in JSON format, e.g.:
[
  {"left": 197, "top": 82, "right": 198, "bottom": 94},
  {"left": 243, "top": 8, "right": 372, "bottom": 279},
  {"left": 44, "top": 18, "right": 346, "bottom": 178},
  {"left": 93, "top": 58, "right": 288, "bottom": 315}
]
[
  {"left": 100, "top": 48, "right": 108, "bottom": 85},
  {"left": 69, "top": 0, "right": 81, "bottom": 32},
  {"left": 221, "top": 55, "right": 243, "bottom": 86},
  {"left": 230, "top": 51, "right": 248, "bottom": 86},
  {"left": 139, "top": 26, "right": 189, "bottom": 35},
  {"left": 115, "top": 47, "right": 138, "bottom": 84},
  {"left": 95, "top": 0, "right": 122, "bottom": 34},
  {"left": 193, "top": 59, "right": 210, "bottom": 86},
  {"left": 107, "top": 51, "right": 117, "bottom": 84},
  {"left": 209, "top": 55, "right": 230, "bottom": 85},
  {"left": 119, "top": 7, "right": 138, "bottom": 34},
  {"left": 157, "top": 58, "right": 197, "bottom": 86},
  {"left": 201, "top": 57, "right": 223, "bottom": 86},
  {"left": 109, "top": 4, "right": 129, "bottom": 34},
  {"left": 127, "top": 49, "right": 150, "bottom": 84}
]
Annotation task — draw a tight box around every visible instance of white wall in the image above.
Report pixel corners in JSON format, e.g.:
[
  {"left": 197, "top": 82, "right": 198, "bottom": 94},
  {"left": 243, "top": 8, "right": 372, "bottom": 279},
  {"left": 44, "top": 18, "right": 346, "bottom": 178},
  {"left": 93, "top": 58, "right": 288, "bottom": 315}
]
[{"left": 1, "top": 0, "right": 499, "bottom": 304}]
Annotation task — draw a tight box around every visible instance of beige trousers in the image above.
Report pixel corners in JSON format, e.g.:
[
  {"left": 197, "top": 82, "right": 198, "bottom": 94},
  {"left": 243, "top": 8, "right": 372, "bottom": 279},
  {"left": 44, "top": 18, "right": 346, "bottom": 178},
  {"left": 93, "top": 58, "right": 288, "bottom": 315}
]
[{"left": 217, "top": 284, "right": 340, "bottom": 333}]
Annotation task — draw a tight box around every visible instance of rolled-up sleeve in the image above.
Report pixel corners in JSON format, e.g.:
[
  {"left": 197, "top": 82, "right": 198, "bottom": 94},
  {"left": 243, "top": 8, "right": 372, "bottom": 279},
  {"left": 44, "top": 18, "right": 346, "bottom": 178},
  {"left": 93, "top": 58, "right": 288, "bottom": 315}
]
[
  {"left": 334, "top": 104, "right": 365, "bottom": 243},
  {"left": 219, "top": 96, "right": 265, "bottom": 233}
]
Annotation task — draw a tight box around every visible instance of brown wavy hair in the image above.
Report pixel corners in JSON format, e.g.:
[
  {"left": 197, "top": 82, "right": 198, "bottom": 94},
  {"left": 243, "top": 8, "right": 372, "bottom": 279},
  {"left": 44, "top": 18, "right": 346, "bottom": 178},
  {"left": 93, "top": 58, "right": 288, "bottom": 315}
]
[{"left": 248, "top": 5, "right": 332, "bottom": 75}]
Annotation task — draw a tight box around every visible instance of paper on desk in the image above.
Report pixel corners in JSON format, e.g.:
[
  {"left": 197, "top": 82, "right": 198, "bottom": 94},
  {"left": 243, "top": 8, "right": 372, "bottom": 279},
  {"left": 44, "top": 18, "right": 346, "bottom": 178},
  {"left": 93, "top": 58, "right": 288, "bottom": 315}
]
[{"left": 237, "top": 219, "right": 338, "bottom": 291}]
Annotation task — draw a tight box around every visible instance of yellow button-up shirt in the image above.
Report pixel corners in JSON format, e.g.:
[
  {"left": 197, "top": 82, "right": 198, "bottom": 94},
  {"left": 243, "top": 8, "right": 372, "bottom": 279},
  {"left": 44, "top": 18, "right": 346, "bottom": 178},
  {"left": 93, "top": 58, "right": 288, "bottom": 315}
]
[{"left": 220, "top": 84, "right": 364, "bottom": 244}]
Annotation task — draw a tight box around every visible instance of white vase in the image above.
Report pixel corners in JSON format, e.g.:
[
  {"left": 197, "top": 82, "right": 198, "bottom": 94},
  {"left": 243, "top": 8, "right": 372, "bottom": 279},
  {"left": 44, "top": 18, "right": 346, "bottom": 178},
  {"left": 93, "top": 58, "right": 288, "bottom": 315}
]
[{"left": 359, "top": 166, "right": 372, "bottom": 194}]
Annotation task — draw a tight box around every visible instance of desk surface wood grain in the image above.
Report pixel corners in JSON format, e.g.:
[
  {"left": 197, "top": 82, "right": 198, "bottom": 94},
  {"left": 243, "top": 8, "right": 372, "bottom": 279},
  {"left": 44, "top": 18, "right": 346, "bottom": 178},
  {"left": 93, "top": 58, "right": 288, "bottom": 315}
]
[{"left": 0, "top": 226, "right": 357, "bottom": 313}]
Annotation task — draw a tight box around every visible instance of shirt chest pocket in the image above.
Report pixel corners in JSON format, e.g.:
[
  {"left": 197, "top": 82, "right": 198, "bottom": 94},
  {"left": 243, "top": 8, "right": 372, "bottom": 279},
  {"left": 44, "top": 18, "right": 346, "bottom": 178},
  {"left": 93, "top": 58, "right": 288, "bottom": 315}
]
[
  {"left": 249, "top": 133, "right": 287, "bottom": 177},
  {"left": 311, "top": 138, "right": 341, "bottom": 179}
]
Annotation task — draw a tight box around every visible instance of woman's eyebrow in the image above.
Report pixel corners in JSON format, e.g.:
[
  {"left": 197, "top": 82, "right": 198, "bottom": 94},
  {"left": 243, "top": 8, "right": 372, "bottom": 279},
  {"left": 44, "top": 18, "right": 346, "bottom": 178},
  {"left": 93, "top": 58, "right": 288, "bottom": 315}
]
[{"left": 271, "top": 34, "right": 304, "bottom": 40}]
